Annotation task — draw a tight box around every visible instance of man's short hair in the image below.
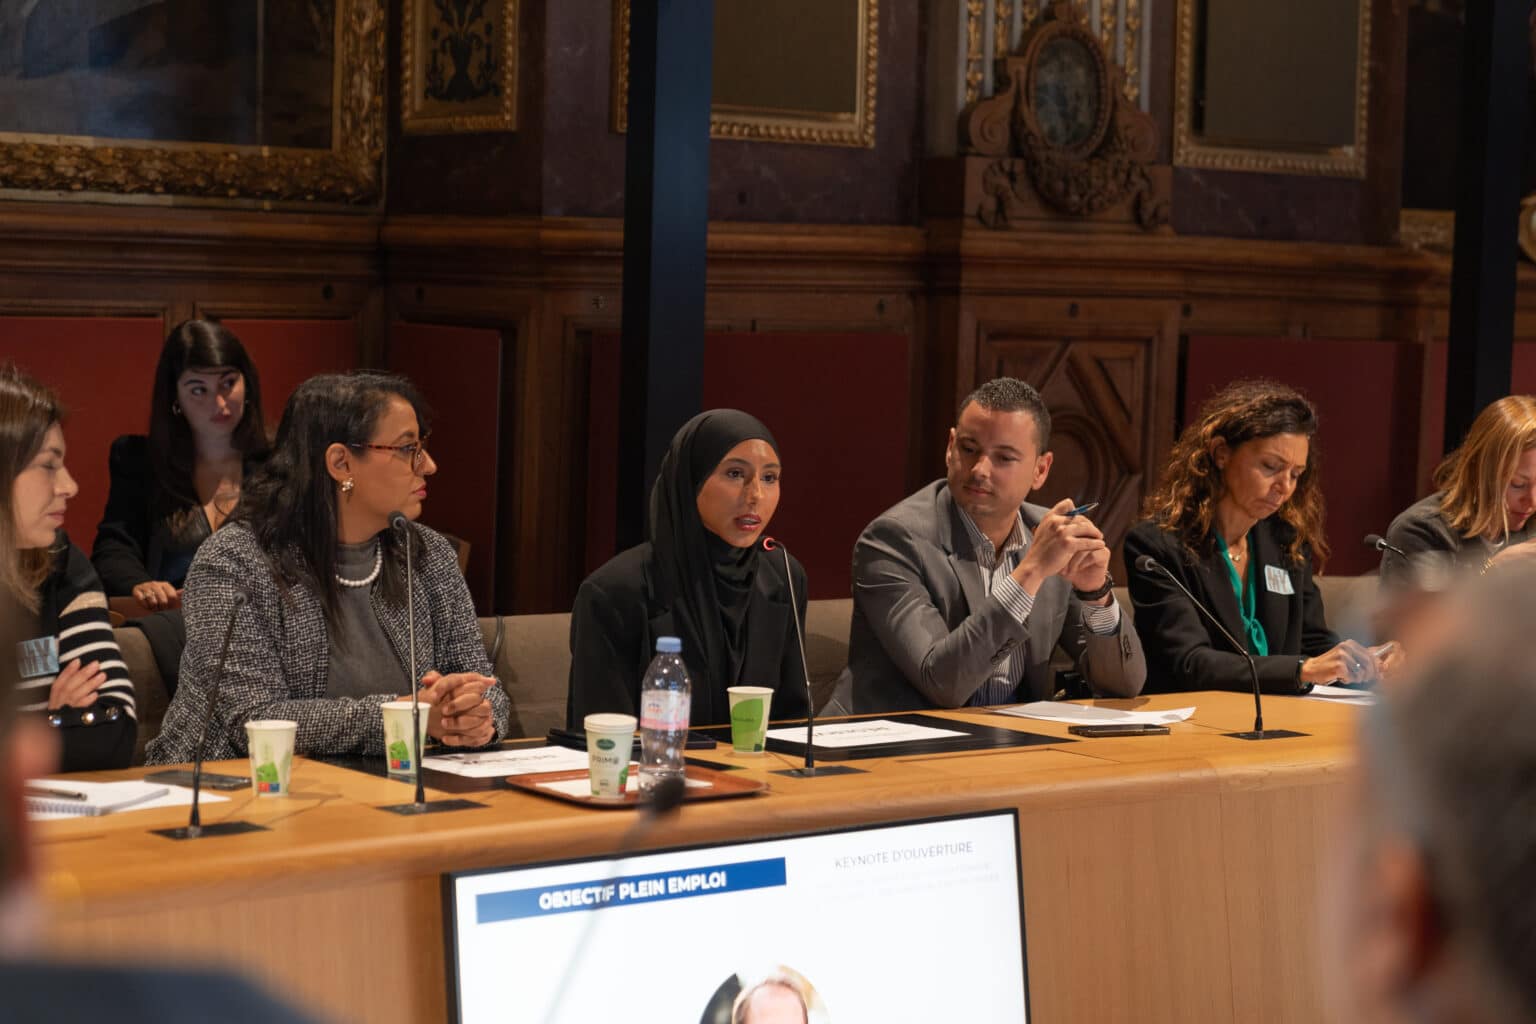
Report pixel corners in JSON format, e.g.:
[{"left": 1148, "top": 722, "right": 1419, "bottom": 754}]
[
  {"left": 1362, "top": 564, "right": 1536, "bottom": 1019},
  {"left": 958, "top": 377, "right": 1051, "bottom": 450}
]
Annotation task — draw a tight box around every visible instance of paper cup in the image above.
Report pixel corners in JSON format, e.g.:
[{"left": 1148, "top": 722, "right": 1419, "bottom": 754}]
[
  {"left": 381, "top": 700, "right": 432, "bottom": 777},
  {"left": 244, "top": 719, "right": 297, "bottom": 797},
  {"left": 727, "top": 686, "right": 774, "bottom": 754},
  {"left": 584, "top": 713, "right": 636, "bottom": 798}
]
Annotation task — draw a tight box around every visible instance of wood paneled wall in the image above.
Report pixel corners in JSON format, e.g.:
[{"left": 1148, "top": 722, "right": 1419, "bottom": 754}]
[{"left": 7, "top": 202, "right": 1536, "bottom": 611}]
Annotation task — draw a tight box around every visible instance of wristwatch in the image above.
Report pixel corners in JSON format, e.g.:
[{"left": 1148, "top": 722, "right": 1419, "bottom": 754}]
[{"left": 1073, "top": 572, "right": 1115, "bottom": 603}]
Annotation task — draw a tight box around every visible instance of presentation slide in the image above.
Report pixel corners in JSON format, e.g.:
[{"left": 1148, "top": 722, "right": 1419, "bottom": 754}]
[{"left": 446, "top": 811, "right": 1027, "bottom": 1023}]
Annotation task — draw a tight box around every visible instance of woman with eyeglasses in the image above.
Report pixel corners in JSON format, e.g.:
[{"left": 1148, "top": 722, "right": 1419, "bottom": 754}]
[
  {"left": 146, "top": 371, "right": 508, "bottom": 764},
  {"left": 93, "top": 320, "right": 270, "bottom": 611}
]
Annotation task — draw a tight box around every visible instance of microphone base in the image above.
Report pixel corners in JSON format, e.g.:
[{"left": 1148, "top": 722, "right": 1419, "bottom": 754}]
[
  {"left": 152, "top": 820, "right": 269, "bottom": 841},
  {"left": 1225, "top": 728, "right": 1309, "bottom": 741},
  {"left": 771, "top": 765, "right": 867, "bottom": 779},
  {"left": 377, "top": 798, "right": 486, "bottom": 816}
]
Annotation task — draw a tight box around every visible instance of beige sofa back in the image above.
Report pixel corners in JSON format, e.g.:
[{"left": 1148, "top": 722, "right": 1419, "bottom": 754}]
[{"left": 115, "top": 582, "right": 1373, "bottom": 763}]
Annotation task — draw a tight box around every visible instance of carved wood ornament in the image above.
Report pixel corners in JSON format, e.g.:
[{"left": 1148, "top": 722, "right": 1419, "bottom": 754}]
[{"left": 958, "top": 1, "right": 1168, "bottom": 231}]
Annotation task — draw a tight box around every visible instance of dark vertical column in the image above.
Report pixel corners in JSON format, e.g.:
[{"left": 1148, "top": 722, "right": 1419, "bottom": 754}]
[
  {"left": 616, "top": 0, "right": 714, "bottom": 549},
  {"left": 1444, "top": 0, "right": 1529, "bottom": 451}
]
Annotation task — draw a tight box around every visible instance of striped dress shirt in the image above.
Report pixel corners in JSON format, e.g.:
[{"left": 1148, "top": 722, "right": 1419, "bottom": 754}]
[{"left": 959, "top": 508, "right": 1120, "bottom": 706}]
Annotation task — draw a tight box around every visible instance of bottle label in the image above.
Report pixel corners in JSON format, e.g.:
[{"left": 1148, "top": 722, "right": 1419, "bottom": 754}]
[{"left": 640, "top": 689, "right": 690, "bottom": 732}]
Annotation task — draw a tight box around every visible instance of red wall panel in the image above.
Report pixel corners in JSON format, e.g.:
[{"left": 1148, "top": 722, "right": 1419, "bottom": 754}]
[
  {"left": 1184, "top": 336, "right": 1429, "bottom": 575},
  {"left": 220, "top": 319, "right": 359, "bottom": 425},
  {"left": 388, "top": 324, "right": 504, "bottom": 613},
  {"left": 587, "top": 332, "right": 912, "bottom": 600},
  {"left": 0, "top": 317, "right": 165, "bottom": 546}
]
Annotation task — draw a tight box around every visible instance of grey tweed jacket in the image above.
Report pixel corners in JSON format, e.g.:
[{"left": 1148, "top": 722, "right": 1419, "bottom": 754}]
[{"left": 145, "top": 521, "right": 510, "bottom": 764}]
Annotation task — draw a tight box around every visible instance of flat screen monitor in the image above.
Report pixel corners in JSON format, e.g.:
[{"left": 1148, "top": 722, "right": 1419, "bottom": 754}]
[{"left": 444, "top": 809, "right": 1028, "bottom": 1023}]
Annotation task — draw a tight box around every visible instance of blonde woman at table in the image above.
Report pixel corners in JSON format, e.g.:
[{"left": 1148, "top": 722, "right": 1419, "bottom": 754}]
[
  {"left": 1380, "top": 395, "right": 1536, "bottom": 589},
  {"left": 146, "top": 371, "right": 508, "bottom": 764},
  {"left": 1125, "top": 379, "right": 1400, "bottom": 694}
]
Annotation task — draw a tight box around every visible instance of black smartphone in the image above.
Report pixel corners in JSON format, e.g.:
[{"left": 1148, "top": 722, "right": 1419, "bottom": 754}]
[
  {"left": 143, "top": 768, "right": 251, "bottom": 790},
  {"left": 1066, "top": 723, "right": 1170, "bottom": 737}
]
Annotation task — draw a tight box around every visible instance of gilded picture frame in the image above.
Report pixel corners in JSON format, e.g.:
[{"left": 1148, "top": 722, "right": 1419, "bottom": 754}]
[
  {"left": 611, "top": 0, "right": 878, "bottom": 149},
  {"left": 1172, "top": 0, "right": 1371, "bottom": 178},
  {"left": 0, "top": 0, "right": 386, "bottom": 206},
  {"left": 402, "top": 0, "right": 519, "bottom": 135}
]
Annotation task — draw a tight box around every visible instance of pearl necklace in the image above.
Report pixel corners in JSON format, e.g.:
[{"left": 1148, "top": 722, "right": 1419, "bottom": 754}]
[{"left": 336, "top": 542, "right": 383, "bottom": 588}]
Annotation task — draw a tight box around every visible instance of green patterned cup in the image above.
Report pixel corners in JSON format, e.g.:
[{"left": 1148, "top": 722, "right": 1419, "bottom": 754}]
[
  {"left": 727, "top": 686, "right": 774, "bottom": 754},
  {"left": 380, "top": 700, "right": 432, "bottom": 777},
  {"left": 243, "top": 720, "right": 297, "bottom": 797},
  {"left": 584, "top": 713, "right": 637, "bottom": 798}
]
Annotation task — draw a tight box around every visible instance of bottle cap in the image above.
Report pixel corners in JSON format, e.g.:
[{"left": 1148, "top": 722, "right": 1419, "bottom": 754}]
[{"left": 655, "top": 636, "right": 682, "bottom": 654}]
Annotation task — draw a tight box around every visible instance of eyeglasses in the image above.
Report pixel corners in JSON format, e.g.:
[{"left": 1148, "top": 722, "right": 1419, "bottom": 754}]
[{"left": 349, "top": 433, "right": 431, "bottom": 469}]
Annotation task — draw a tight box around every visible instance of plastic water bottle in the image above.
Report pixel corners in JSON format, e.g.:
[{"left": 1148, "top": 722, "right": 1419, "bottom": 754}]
[{"left": 638, "top": 636, "right": 691, "bottom": 793}]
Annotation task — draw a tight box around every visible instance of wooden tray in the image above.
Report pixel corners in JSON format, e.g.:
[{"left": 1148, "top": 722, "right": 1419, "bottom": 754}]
[{"left": 499, "top": 764, "right": 766, "bottom": 809}]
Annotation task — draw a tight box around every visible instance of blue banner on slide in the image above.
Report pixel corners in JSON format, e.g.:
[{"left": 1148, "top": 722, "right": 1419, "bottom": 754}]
[{"left": 476, "top": 857, "right": 787, "bottom": 924}]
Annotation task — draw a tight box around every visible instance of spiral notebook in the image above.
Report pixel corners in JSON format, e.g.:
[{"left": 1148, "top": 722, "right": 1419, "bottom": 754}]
[{"left": 25, "top": 780, "right": 170, "bottom": 818}]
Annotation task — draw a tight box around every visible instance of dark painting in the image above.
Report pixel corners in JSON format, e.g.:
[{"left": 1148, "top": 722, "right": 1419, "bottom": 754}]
[{"left": 0, "top": 0, "right": 335, "bottom": 149}]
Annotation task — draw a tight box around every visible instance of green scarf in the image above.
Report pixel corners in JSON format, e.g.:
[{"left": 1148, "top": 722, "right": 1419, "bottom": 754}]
[{"left": 1216, "top": 533, "right": 1269, "bottom": 657}]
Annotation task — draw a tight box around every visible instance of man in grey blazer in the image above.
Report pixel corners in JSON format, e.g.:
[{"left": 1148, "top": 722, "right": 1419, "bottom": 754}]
[{"left": 847, "top": 377, "right": 1145, "bottom": 712}]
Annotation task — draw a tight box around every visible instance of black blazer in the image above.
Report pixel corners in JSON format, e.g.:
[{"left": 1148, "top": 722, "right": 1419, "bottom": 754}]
[
  {"left": 1124, "top": 518, "right": 1338, "bottom": 694},
  {"left": 567, "top": 542, "right": 810, "bottom": 729},
  {"left": 92, "top": 435, "right": 211, "bottom": 595}
]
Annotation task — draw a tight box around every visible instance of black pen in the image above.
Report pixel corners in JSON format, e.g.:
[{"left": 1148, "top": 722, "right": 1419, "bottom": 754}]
[
  {"left": 25, "top": 784, "right": 86, "bottom": 801},
  {"left": 1066, "top": 501, "right": 1099, "bottom": 517}
]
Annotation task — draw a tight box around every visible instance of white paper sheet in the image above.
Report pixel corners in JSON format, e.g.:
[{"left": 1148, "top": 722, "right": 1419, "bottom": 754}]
[
  {"left": 422, "top": 745, "right": 593, "bottom": 779},
  {"left": 996, "top": 702, "right": 1197, "bottom": 726},
  {"left": 535, "top": 775, "right": 713, "bottom": 799},
  {"left": 764, "top": 719, "right": 968, "bottom": 748},
  {"left": 1304, "top": 683, "right": 1377, "bottom": 705},
  {"left": 28, "top": 780, "right": 228, "bottom": 821}
]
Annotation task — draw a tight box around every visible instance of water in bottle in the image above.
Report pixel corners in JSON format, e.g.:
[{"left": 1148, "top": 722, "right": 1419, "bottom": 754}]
[{"left": 638, "top": 636, "right": 691, "bottom": 792}]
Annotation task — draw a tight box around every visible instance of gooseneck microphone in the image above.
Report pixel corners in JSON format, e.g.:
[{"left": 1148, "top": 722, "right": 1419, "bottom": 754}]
[
  {"left": 377, "top": 514, "right": 486, "bottom": 817},
  {"left": 389, "top": 510, "right": 426, "bottom": 809},
  {"left": 153, "top": 591, "right": 270, "bottom": 840},
  {"left": 1364, "top": 533, "right": 1409, "bottom": 560},
  {"left": 189, "top": 591, "right": 245, "bottom": 835},
  {"left": 762, "top": 537, "right": 815, "bottom": 775},
  {"left": 542, "top": 774, "right": 686, "bottom": 1019},
  {"left": 1136, "top": 555, "right": 1304, "bottom": 741}
]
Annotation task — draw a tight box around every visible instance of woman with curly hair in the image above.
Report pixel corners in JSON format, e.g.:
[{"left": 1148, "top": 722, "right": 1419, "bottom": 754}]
[{"left": 1125, "top": 380, "right": 1392, "bottom": 693}]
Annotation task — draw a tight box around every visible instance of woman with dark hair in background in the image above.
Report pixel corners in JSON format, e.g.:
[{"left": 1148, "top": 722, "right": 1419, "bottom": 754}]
[
  {"left": 0, "top": 365, "right": 135, "bottom": 770},
  {"left": 92, "top": 319, "right": 269, "bottom": 610},
  {"left": 146, "top": 371, "right": 508, "bottom": 763},
  {"left": 567, "top": 409, "right": 809, "bottom": 728},
  {"left": 1125, "top": 379, "right": 1399, "bottom": 694}
]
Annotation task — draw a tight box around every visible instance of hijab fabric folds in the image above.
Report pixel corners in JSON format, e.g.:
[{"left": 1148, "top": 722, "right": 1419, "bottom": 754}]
[{"left": 648, "top": 410, "right": 779, "bottom": 717}]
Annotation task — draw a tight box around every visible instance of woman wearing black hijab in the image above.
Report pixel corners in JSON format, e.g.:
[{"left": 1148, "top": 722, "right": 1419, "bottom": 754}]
[{"left": 567, "top": 410, "right": 809, "bottom": 728}]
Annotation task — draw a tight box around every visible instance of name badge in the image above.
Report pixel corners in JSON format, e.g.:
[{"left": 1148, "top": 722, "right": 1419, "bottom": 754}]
[
  {"left": 16, "top": 636, "right": 59, "bottom": 681},
  {"left": 1264, "top": 565, "right": 1295, "bottom": 596}
]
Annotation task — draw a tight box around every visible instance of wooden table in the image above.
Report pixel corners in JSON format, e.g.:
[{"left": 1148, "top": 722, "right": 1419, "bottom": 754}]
[{"left": 36, "top": 692, "right": 1362, "bottom": 1023}]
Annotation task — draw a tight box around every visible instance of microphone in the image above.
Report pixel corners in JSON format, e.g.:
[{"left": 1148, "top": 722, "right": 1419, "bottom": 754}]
[
  {"left": 761, "top": 538, "right": 862, "bottom": 779},
  {"left": 1364, "top": 533, "right": 1409, "bottom": 560},
  {"left": 1135, "top": 555, "right": 1305, "bottom": 741},
  {"left": 153, "top": 591, "right": 270, "bottom": 840},
  {"left": 377, "top": 512, "right": 486, "bottom": 817},
  {"left": 391, "top": 511, "right": 426, "bottom": 808},
  {"left": 542, "top": 773, "right": 686, "bottom": 1018},
  {"left": 762, "top": 537, "right": 816, "bottom": 775}
]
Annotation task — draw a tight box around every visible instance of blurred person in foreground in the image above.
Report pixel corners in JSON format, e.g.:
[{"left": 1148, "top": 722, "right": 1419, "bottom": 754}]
[{"left": 1326, "top": 560, "right": 1536, "bottom": 1023}]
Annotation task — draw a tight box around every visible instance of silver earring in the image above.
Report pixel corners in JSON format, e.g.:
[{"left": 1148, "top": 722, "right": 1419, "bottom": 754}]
[{"left": 171, "top": 401, "right": 182, "bottom": 416}]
